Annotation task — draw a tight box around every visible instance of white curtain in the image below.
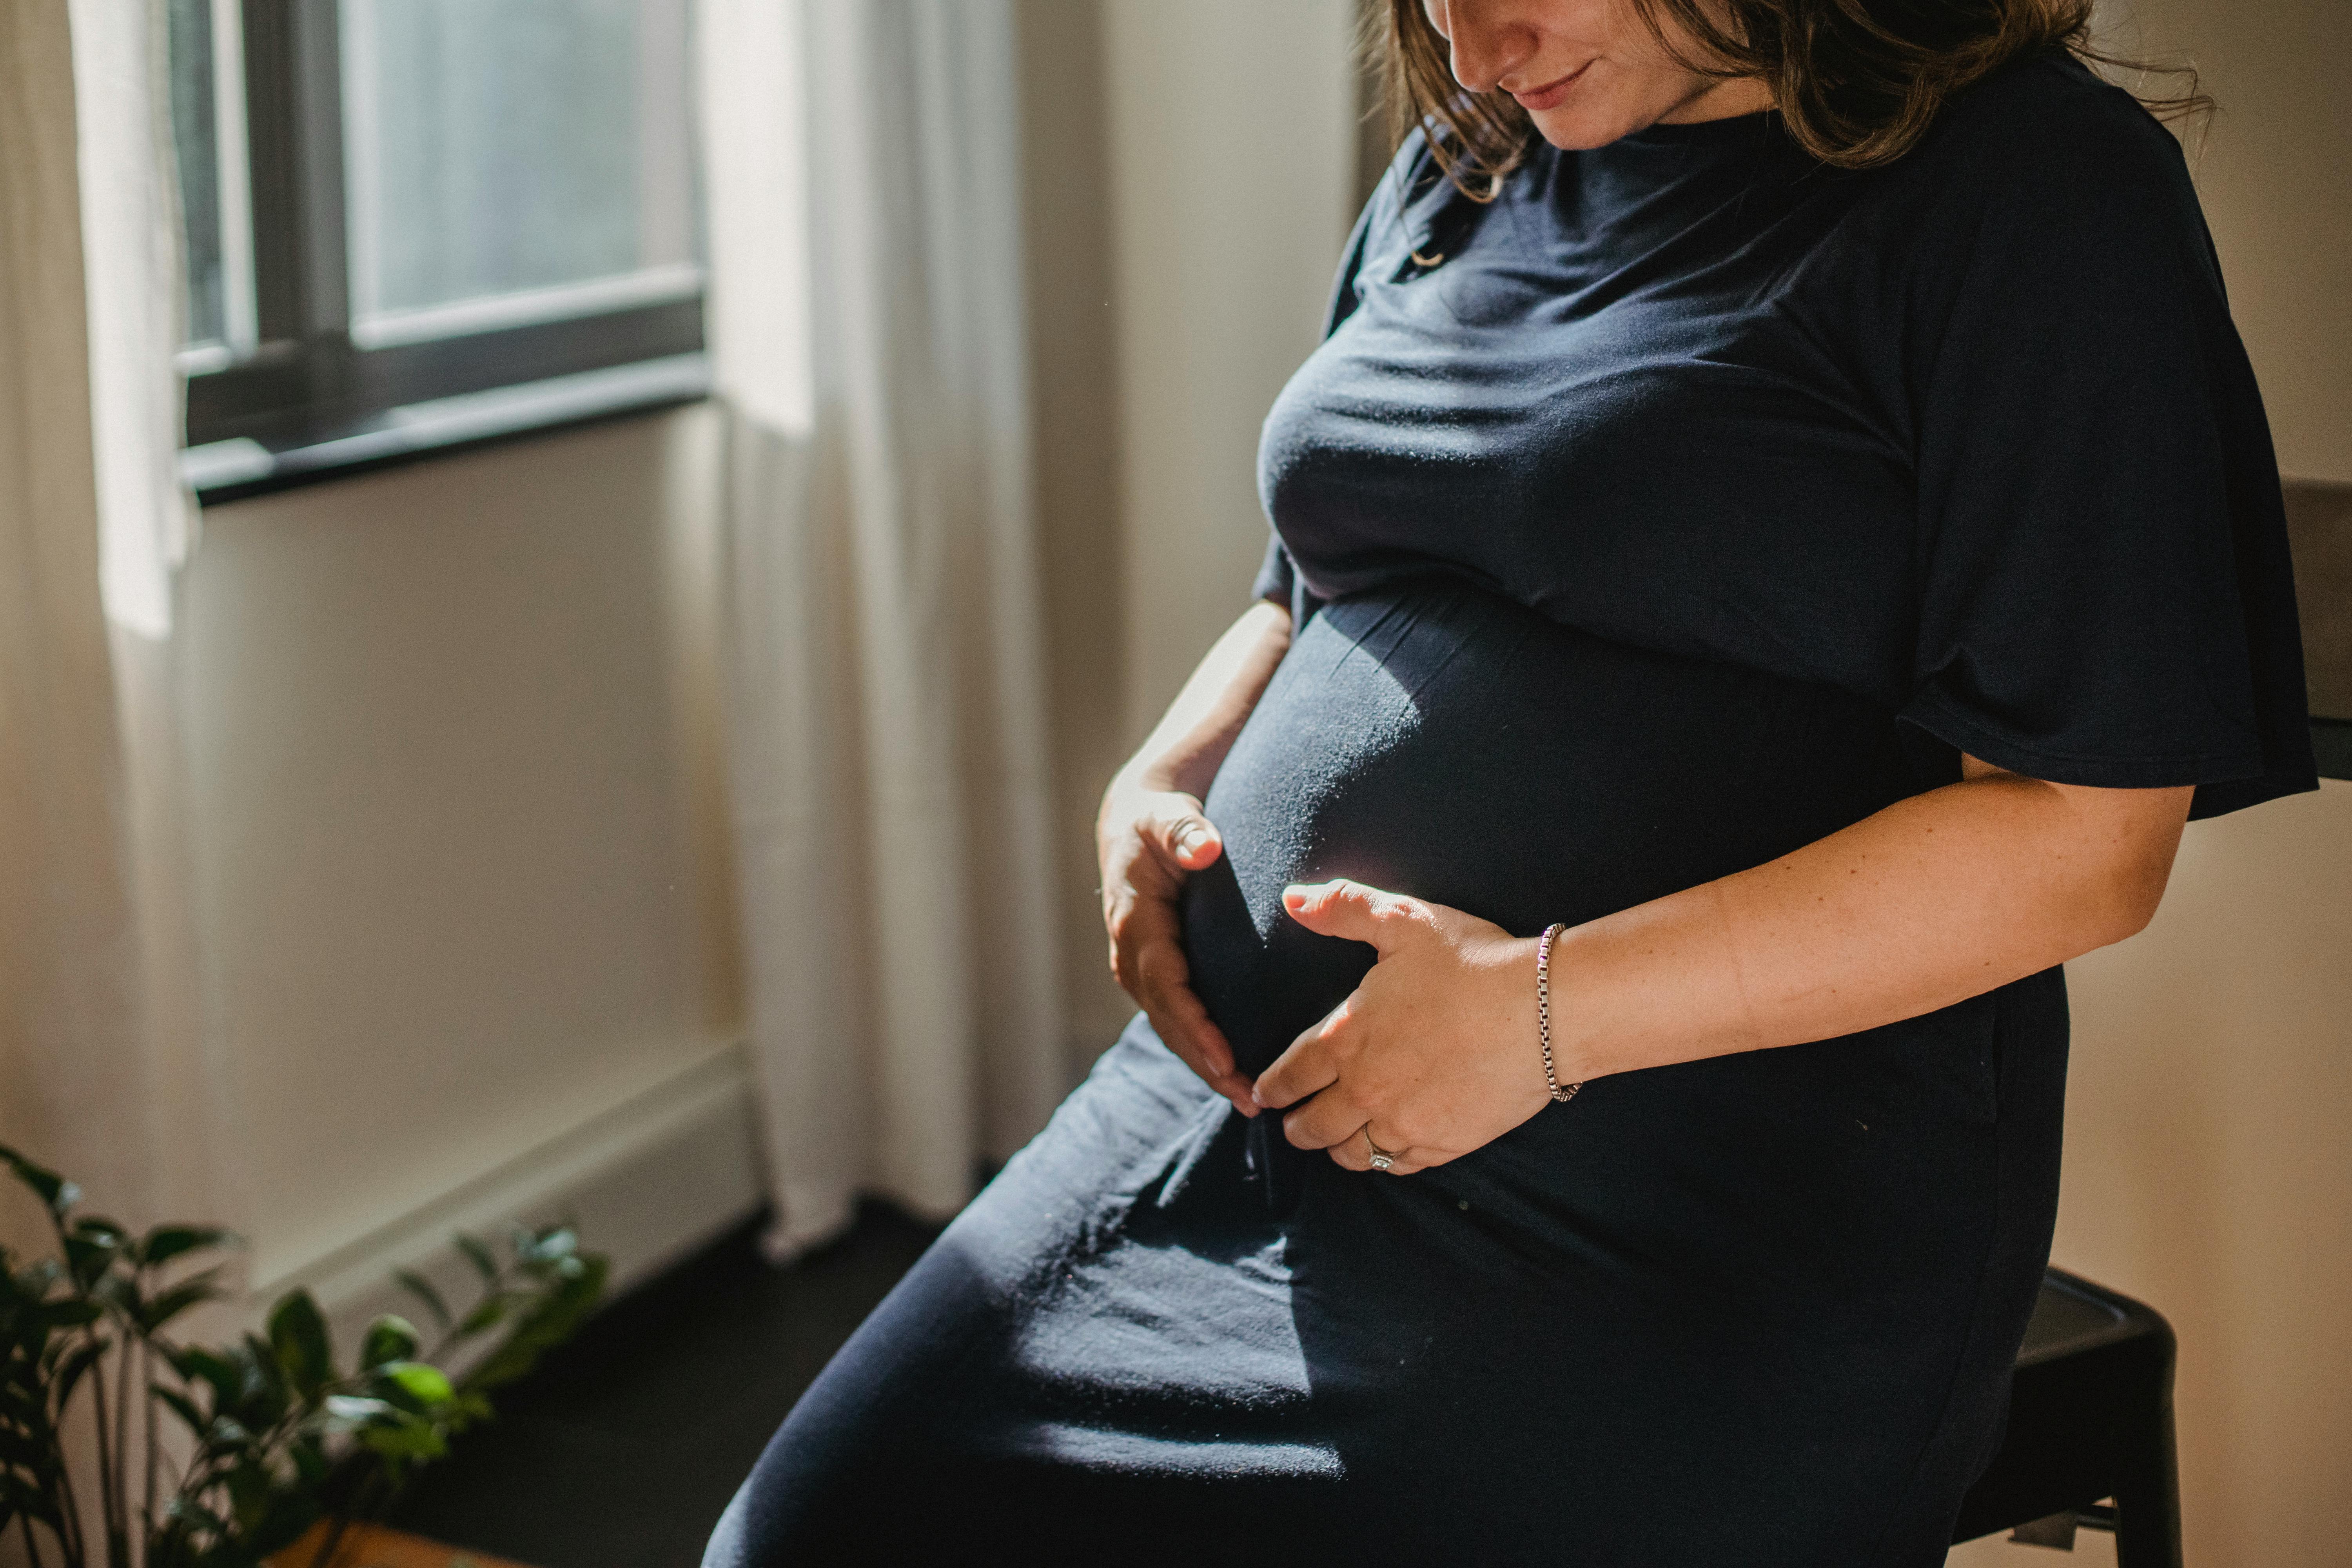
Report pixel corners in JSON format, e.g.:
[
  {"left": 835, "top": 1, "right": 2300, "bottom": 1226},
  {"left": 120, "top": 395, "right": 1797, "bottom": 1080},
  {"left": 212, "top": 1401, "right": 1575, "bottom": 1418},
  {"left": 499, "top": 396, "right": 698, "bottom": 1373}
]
[
  {"left": 0, "top": 0, "right": 216, "bottom": 1253},
  {"left": 699, "top": 0, "right": 1067, "bottom": 1254}
]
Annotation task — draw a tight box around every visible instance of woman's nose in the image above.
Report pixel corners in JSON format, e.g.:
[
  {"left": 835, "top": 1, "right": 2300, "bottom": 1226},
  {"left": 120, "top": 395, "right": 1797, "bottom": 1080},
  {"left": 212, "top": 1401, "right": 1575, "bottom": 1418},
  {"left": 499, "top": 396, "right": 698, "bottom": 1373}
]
[{"left": 1428, "top": 0, "right": 1539, "bottom": 96}]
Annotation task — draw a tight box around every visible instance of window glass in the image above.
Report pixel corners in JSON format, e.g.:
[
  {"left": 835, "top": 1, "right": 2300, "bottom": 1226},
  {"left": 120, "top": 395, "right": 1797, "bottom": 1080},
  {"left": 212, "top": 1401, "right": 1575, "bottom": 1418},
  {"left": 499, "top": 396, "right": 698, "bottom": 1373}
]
[
  {"left": 167, "top": 0, "right": 223, "bottom": 346},
  {"left": 339, "top": 0, "right": 699, "bottom": 347}
]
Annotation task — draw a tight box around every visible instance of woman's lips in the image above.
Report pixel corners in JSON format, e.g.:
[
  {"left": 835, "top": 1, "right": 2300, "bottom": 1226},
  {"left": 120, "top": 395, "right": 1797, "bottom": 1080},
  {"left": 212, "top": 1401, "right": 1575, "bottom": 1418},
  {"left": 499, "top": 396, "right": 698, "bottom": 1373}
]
[{"left": 1510, "top": 60, "right": 1592, "bottom": 111}]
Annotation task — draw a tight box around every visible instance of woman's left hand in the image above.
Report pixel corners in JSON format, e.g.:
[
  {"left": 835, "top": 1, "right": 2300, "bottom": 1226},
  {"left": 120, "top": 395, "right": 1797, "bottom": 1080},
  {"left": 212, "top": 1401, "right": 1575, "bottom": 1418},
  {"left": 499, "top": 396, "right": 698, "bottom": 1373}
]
[{"left": 1250, "top": 879, "right": 1557, "bottom": 1175}]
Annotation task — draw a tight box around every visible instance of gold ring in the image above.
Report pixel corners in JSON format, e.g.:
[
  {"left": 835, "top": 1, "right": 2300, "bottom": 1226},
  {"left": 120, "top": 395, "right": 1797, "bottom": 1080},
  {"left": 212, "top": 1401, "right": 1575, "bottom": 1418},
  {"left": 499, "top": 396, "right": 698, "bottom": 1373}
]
[{"left": 1364, "top": 1128, "right": 1397, "bottom": 1173}]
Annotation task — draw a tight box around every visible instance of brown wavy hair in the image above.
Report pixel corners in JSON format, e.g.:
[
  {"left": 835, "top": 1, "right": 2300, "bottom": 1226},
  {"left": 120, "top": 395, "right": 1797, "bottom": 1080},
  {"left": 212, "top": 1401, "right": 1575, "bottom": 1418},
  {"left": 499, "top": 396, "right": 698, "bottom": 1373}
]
[{"left": 1374, "top": 0, "right": 2211, "bottom": 193}]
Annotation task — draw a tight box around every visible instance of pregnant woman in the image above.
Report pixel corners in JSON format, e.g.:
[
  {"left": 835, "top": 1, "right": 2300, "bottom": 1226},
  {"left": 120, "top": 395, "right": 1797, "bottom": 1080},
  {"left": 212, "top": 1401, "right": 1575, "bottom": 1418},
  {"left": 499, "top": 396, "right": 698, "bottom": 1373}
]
[{"left": 709, "top": 0, "right": 2313, "bottom": 1562}]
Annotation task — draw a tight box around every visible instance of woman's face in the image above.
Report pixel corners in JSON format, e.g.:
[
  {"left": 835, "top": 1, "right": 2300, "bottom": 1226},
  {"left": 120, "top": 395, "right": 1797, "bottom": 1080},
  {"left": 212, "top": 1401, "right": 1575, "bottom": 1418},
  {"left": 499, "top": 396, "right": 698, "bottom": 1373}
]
[{"left": 1419, "top": 0, "right": 1770, "bottom": 149}]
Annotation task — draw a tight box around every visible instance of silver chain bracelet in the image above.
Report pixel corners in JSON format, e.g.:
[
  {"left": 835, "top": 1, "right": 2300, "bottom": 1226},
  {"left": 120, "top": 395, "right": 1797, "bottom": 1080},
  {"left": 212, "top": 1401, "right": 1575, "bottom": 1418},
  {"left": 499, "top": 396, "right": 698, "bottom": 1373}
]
[{"left": 1535, "top": 922, "right": 1583, "bottom": 1105}]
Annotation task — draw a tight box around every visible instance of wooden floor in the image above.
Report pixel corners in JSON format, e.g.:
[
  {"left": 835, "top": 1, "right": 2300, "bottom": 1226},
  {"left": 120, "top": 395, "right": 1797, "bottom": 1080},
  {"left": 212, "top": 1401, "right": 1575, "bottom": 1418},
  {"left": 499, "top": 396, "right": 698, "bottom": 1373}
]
[
  {"left": 268, "top": 1521, "right": 533, "bottom": 1568},
  {"left": 381, "top": 1203, "right": 938, "bottom": 1568}
]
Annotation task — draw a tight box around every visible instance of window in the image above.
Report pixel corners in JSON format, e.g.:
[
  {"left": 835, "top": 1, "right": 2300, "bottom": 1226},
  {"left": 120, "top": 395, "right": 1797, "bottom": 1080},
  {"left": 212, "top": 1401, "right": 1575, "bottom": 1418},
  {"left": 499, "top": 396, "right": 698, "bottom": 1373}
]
[{"left": 170, "top": 0, "right": 708, "bottom": 500}]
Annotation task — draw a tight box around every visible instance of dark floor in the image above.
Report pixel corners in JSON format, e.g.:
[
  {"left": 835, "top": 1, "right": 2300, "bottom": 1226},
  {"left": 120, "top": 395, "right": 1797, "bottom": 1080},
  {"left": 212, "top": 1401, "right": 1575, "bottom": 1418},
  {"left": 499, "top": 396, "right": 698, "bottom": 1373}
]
[{"left": 387, "top": 1201, "right": 937, "bottom": 1568}]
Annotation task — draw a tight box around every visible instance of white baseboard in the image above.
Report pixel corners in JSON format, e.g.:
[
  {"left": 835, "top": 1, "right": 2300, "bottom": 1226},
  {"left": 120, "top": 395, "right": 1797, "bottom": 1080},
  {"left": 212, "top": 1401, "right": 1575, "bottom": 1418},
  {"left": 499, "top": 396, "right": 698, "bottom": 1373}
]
[{"left": 256, "top": 1044, "right": 766, "bottom": 1354}]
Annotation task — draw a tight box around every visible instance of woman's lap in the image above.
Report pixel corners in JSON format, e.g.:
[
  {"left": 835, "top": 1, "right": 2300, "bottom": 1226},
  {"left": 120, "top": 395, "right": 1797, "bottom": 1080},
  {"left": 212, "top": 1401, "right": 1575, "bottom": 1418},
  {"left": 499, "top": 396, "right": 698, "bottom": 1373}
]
[{"left": 708, "top": 986, "right": 2063, "bottom": 1566}]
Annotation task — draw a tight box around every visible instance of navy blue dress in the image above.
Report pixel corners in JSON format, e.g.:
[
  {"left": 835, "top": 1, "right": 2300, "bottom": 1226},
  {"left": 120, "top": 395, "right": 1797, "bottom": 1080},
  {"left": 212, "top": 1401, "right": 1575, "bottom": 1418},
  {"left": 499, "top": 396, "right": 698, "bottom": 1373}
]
[{"left": 707, "top": 53, "right": 2311, "bottom": 1566}]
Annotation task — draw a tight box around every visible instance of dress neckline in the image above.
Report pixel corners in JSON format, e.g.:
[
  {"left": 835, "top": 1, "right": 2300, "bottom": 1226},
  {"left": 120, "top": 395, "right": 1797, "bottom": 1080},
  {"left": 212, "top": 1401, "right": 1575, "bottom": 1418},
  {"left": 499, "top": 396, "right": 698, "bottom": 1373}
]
[{"left": 1612, "top": 107, "right": 1784, "bottom": 150}]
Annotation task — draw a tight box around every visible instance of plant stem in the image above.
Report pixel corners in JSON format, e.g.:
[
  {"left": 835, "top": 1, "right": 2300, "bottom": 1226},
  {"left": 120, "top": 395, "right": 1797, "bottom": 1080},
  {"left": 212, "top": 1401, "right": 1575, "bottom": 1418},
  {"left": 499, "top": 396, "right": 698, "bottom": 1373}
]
[
  {"left": 53, "top": 1417, "right": 90, "bottom": 1567},
  {"left": 160, "top": 1450, "right": 219, "bottom": 1568},
  {"left": 116, "top": 1328, "right": 136, "bottom": 1568},
  {"left": 89, "top": 1346, "right": 112, "bottom": 1545},
  {"left": 18, "top": 1511, "right": 51, "bottom": 1568},
  {"left": 88, "top": 1348, "right": 127, "bottom": 1568},
  {"left": 141, "top": 1329, "right": 159, "bottom": 1568},
  {"left": 89, "top": 1345, "right": 116, "bottom": 1563}
]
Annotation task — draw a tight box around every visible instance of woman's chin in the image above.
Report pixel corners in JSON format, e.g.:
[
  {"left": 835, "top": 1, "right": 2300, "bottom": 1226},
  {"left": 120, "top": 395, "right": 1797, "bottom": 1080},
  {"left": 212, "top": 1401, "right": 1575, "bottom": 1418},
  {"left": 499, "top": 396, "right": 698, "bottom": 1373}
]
[
  {"left": 1528, "top": 102, "right": 1651, "bottom": 152},
  {"left": 1526, "top": 71, "right": 1767, "bottom": 151}
]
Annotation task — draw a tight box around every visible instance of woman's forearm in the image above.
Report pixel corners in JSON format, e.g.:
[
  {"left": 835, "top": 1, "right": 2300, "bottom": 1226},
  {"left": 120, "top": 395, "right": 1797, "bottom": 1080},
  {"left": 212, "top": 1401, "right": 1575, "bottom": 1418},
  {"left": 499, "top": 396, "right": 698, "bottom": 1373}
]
[
  {"left": 1096, "top": 599, "right": 1295, "bottom": 1117},
  {"left": 1558, "top": 762, "right": 2193, "bottom": 1080},
  {"left": 1109, "top": 600, "right": 1292, "bottom": 805}
]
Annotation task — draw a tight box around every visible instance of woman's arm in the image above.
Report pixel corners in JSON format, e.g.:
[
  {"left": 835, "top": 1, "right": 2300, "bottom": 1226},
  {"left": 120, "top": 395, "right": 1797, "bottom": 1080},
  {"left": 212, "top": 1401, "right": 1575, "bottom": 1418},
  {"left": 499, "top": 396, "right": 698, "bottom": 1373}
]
[
  {"left": 1253, "top": 758, "right": 2192, "bottom": 1172},
  {"left": 1097, "top": 600, "right": 1293, "bottom": 1115},
  {"left": 1556, "top": 757, "right": 2189, "bottom": 1076}
]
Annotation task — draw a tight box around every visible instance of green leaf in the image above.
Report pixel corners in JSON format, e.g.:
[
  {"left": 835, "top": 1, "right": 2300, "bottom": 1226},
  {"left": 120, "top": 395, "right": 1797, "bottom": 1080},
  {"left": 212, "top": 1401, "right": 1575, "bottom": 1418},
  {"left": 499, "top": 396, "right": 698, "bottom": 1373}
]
[
  {"left": 454, "top": 1233, "right": 499, "bottom": 1286},
  {"left": 244, "top": 1490, "right": 324, "bottom": 1557},
  {"left": 153, "top": 1385, "right": 210, "bottom": 1437},
  {"left": 515, "top": 1223, "right": 578, "bottom": 1268},
  {"left": 158, "top": 1493, "right": 233, "bottom": 1536},
  {"left": 0, "top": 1146, "right": 76, "bottom": 1218},
  {"left": 140, "top": 1267, "right": 227, "bottom": 1333},
  {"left": 322, "top": 1393, "right": 394, "bottom": 1427},
  {"left": 42, "top": 1299, "right": 101, "bottom": 1330},
  {"left": 358, "top": 1314, "right": 420, "bottom": 1370},
  {"left": 51, "top": 1337, "right": 109, "bottom": 1412},
  {"left": 172, "top": 1345, "right": 243, "bottom": 1408},
  {"left": 236, "top": 1331, "right": 290, "bottom": 1425},
  {"left": 137, "top": 1225, "right": 234, "bottom": 1269},
  {"left": 452, "top": 1292, "right": 511, "bottom": 1338},
  {"left": 11, "top": 1258, "right": 63, "bottom": 1301},
  {"left": 0, "top": 1424, "right": 54, "bottom": 1468},
  {"left": 265, "top": 1290, "right": 332, "bottom": 1397},
  {"left": 372, "top": 1360, "right": 454, "bottom": 1412},
  {"left": 0, "top": 1480, "right": 64, "bottom": 1532},
  {"left": 62, "top": 1229, "right": 121, "bottom": 1288},
  {"left": 461, "top": 1251, "right": 608, "bottom": 1393},
  {"left": 224, "top": 1453, "right": 272, "bottom": 1528},
  {"left": 515, "top": 1232, "right": 579, "bottom": 1279},
  {"left": 90, "top": 1269, "right": 140, "bottom": 1318},
  {"left": 360, "top": 1418, "right": 446, "bottom": 1461},
  {"left": 393, "top": 1268, "right": 452, "bottom": 1333}
]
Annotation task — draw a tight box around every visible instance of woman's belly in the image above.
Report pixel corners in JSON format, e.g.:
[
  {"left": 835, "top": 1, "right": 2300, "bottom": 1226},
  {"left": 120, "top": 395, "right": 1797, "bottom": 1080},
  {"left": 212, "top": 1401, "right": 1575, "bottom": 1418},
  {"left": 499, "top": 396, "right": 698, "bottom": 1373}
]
[
  {"left": 1181, "top": 577, "right": 1929, "bottom": 1076},
  {"left": 1149, "top": 579, "right": 2056, "bottom": 1549}
]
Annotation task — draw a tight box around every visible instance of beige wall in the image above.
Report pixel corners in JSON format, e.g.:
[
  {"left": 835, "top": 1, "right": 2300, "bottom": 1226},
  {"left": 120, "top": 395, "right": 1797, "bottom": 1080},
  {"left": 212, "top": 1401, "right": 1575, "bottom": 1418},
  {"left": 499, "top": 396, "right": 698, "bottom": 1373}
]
[
  {"left": 184, "top": 410, "right": 750, "bottom": 1302},
  {"left": 2114, "top": 0, "right": 2352, "bottom": 483},
  {"left": 1101, "top": 0, "right": 1362, "bottom": 733},
  {"left": 1016, "top": 0, "right": 1135, "bottom": 1050}
]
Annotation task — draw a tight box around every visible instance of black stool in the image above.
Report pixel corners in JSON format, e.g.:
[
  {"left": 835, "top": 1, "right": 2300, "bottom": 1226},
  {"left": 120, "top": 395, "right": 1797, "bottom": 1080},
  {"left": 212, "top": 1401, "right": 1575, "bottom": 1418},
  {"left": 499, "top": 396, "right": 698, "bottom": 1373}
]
[{"left": 1950, "top": 1268, "right": 2183, "bottom": 1565}]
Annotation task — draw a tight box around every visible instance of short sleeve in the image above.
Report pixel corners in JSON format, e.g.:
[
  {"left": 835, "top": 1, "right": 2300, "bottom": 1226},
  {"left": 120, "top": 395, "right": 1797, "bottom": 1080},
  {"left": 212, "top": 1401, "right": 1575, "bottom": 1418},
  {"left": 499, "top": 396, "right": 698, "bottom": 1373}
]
[
  {"left": 1252, "top": 532, "right": 1296, "bottom": 606},
  {"left": 1900, "top": 76, "right": 2315, "bottom": 818},
  {"left": 1247, "top": 134, "right": 1438, "bottom": 620}
]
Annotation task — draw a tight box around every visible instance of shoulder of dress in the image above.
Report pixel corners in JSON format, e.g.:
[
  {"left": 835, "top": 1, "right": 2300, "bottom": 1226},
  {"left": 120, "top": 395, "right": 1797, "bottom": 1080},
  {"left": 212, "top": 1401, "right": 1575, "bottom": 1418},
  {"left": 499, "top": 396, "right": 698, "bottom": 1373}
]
[{"left": 1905, "top": 49, "right": 2192, "bottom": 198}]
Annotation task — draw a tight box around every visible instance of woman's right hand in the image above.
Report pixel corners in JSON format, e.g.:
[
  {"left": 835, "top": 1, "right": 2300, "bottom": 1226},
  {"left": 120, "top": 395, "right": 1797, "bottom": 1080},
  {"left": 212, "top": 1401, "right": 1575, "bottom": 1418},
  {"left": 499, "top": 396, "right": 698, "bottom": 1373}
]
[
  {"left": 1093, "top": 598, "right": 1293, "bottom": 1118},
  {"left": 1098, "top": 777, "right": 1258, "bottom": 1117}
]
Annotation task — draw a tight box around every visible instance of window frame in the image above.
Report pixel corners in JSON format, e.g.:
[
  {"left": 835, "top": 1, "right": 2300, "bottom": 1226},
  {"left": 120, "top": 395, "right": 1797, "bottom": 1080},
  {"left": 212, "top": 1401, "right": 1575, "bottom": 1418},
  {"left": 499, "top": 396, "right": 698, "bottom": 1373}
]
[{"left": 180, "top": 0, "right": 708, "bottom": 498}]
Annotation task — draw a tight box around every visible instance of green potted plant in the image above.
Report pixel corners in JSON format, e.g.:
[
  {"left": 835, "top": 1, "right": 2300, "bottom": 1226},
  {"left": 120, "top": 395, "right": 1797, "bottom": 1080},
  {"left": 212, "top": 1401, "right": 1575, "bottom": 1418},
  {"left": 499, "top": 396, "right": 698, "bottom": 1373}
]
[{"left": 0, "top": 1145, "right": 606, "bottom": 1568}]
